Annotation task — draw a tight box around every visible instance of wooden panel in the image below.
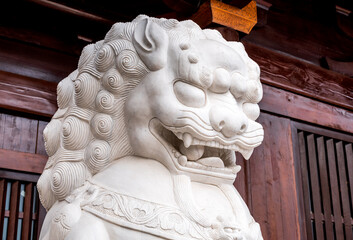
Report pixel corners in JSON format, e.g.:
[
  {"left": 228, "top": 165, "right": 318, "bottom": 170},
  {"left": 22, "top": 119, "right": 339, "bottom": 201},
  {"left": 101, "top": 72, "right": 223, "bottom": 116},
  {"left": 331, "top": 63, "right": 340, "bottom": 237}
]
[
  {"left": 244, "top": 42, "right": 353, "bottom": 111},
  {"left": 335, "top": 142, "right": 353, "bottom": 240},
  {"left": 19, "top": 118, "right": 38, "bottom": 153},
  {"left": 21, "top": 182, "right": 33, "bottom": 240},
  {"left": 0, "top": 149, "right": 47, "bottom": 174},
  {"left": 1, "top": 113, "right": 39, "bottom": 153},
  {"left": 0, "top": 113, "right": 5, "bottom": 148},
  {"left": 345, "top": 144, "right": 353, "bottom": 209},
  {"left": 297, "top": 132, "right": 313, "bottom": 240},
  {"left": 249, "top": 113, "right": 300, "bottom": 240},
  {"left": 249, "top": 131, "right": 271, "bottom": 238},
  {"left": 0, "top": 179, "right": 5, "bottom": 237},
  {"left": 2, "top": 114, "right": 22, "bottom": 151},
  {"left": 7, "top": 181, "right": 19, "bottom": 240},
  {"left": 316, "top": 137, "right": 334, "bottom": 240},
  {"left": 326, "top": 139, "right": 344, "bottom": 240},
  {"left": 306, "top": 134, "right": 324, "bottom": 239},
  {"left": 233, "top": 155, "right": 248, "bottom": 203},
  {"left": 260, "top": 84, "right": 353, "bottom": 134},
  {"left": 36, "top": 203, "right": 46, "bottom": 240},
  {"left": 0, "top": 71, "right": 57, "bottom": 117}
]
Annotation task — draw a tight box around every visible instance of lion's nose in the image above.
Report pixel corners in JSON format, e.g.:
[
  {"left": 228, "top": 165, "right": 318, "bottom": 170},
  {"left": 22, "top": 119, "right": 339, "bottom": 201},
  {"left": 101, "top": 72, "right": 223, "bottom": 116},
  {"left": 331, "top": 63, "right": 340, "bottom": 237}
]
[{"left": 209, "top": 105, "right": 248, "bottom": 138}]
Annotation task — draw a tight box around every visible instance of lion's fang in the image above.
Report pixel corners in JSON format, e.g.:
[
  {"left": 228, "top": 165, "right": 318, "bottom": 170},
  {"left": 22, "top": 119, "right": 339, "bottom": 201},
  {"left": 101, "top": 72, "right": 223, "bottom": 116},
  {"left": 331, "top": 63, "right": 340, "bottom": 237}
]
[{"left": 182, "top": 132, "right": 193, "bottom": 148}]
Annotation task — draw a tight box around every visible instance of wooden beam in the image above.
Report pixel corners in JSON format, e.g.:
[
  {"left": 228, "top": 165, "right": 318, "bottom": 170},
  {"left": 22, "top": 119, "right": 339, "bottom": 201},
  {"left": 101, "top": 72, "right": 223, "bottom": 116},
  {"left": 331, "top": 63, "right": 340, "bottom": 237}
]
[
  {"left": 0, "top": 70, "right": 57, "bottom": 117},
  {"left": 260, "top": 84, "right": 353, "bottom": 134},
  {"left": 243, "top": 42, "right": 353, "bottom": 112},
  {"left": 27, "top": 0, "right": 114, "bottom": 25},
  {"left": 0, "top": 149, "right": 47, "bottom": 174},
  {"left": 325, "top": 57, "right": 353, "bottom": 77}
]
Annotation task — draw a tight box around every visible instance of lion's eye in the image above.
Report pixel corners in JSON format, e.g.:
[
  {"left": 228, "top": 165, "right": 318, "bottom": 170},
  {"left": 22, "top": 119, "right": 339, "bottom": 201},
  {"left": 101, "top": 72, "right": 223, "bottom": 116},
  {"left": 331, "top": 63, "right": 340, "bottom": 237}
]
[{"left": 174, "top": 81, "right": 206, "bottom": 108}]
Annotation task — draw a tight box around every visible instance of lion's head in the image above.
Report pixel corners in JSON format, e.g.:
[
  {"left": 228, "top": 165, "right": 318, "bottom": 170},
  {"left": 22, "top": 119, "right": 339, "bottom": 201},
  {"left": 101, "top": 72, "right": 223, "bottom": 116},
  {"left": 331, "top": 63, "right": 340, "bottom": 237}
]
[{"left": 37, "top": 15, "right": 263, "bottom": 211}]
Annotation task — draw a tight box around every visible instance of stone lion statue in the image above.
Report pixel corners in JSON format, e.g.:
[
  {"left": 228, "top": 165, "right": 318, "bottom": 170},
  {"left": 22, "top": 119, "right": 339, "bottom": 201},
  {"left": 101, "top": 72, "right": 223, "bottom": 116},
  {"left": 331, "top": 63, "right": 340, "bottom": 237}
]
[{"left": 37, "top": 15, "right": 264, "bottom": 240}]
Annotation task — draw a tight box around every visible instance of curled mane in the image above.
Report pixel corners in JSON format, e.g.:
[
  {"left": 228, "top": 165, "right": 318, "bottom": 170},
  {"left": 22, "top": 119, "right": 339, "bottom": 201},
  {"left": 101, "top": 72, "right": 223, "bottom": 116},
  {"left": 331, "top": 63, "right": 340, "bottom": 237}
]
[{"left": 37, "top": 15, "right": 260, "bottom": 211}]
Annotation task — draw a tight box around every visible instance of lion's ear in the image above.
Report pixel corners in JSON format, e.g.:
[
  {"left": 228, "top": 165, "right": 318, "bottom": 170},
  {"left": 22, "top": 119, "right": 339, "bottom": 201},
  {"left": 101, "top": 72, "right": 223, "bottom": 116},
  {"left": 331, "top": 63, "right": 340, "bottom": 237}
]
[{"left": 132, "top": 18, "right": 168, "bottom": 71}]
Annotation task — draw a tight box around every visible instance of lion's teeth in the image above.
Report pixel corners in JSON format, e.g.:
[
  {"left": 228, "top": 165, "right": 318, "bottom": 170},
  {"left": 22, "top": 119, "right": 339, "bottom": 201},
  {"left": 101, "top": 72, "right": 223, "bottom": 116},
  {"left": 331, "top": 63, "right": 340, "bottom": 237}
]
[
  {"left": 239, "top": 148, "right": 254, "bottom": 160},
  {"left": 193, "top": 139, "right": 200, "bottom": 145},
  {"left": 178, "top": 155, "right": 187, "bottom": 166},
  {"left": 182, "top": 133, "right": 193, "bottom": 148},
  {"left": 231, "top": 165, "right": 241, "bottom": 174},
  {"left": 197, "top": 157, "right": 224, "bottom": 168}
]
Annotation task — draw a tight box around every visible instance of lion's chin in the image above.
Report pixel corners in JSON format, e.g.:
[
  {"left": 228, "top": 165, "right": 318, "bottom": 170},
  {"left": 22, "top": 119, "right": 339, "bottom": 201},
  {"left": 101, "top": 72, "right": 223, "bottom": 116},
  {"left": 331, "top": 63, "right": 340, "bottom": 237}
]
[{"left": 149, "top": 118, "right": 245, "bottom": 183}]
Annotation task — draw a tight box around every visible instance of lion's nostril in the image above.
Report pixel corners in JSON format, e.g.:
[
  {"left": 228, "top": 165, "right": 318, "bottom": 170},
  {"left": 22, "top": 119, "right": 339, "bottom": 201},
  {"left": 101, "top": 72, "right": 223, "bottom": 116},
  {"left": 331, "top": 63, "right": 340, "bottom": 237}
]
[
  {"left": 240, "top": 124, "right": 246, "bottom": 132},
  {"left": 219, "top": 120, "right": 225, "bottom": 129}
]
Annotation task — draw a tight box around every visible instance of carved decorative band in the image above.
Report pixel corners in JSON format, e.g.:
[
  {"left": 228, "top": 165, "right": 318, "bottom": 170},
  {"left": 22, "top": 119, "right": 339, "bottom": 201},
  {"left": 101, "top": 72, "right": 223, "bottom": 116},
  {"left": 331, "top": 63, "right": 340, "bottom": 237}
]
[{"left": 67, "top": 181, "right": 209, "bottom": 240}]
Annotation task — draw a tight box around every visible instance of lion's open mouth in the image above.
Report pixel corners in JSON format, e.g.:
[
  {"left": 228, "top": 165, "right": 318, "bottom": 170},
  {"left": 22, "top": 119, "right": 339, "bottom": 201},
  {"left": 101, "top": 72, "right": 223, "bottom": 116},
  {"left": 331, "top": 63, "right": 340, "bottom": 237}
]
[
  {"left": 149, "top": 118, "right": 263, "bottom": 179},
  {"left": 171, "top": 131, "right": 240, "bottom": 174}
]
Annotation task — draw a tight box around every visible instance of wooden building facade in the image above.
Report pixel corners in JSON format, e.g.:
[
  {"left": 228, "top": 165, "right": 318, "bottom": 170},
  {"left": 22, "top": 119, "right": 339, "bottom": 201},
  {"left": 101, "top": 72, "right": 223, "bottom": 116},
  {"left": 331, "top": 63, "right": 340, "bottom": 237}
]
[{"left": 0, "top": 0, "right": 352, "bottom": 239}]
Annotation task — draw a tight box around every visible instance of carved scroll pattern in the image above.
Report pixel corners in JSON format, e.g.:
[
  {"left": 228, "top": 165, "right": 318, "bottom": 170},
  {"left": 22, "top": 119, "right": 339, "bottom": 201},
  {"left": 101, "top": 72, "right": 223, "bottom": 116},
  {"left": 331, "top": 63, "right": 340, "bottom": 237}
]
[{"left": 67, "top": 181, "right": 210, "bottom": 240}]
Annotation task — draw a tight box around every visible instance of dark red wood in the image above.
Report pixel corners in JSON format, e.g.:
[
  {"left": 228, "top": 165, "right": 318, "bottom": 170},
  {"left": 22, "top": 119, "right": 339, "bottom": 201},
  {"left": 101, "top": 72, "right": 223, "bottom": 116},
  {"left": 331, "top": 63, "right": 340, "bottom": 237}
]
[
  {"left": 18, "top": 118, "right": 38, "bottom": 154},
  {"left": 244, "top": 42, "right": 353, "bottom": 111},
  {"left": 260, "top": 84, "right": 353, "bottom": 134},
  {"left": 0, "top": 170, "right": 40, "bottom": 183},
  {"left": 0, "top": 149, "right": 47, "bottom": 174},
  {"left": 8, "top": 181, "right": 20, "bottom": 240},
  {"left": 2, "top": 114, "right": 22, "bottom": 151},
  {"left": 249, "top": 125, "right": 269, "bottom": 238},
  {"left": 242, "top": 9, "right": 353, "bottom": 67},
  {"left": 0, "top": 113, "right": 5, "bottom": 148},
  {"left": 29, "top": 0, "right": 113, "bottom": 24},
  {"left": 0, "top": 71, "right": 57, "bottom": 117},
  {"left": 0, "top": 179, "right": 6, "bottom": 237},
  {"left": 326, "top": 139, "right": 345, "bottom": 240},
  {"left": 316, "top": 137, "right": 334, "bottom": 240},
  {"left": 0, "top": 38, "right": 78, "bottom": 83},
  {"left": 297, "top": 132, "right": 313, "bottom": 240},
  {"left": 233, "top": 154, "right": 247, "bottom": 203},
  {"left": 291, "top": 121, "right": 353, "bottom": 143},
  {"left": 249, "top": 114, "right": 300, "bottom": 240},
  {"left": 326, "top": 57, "right": 353, "bottom": 77},
  {"left": 335, "top": 141, "right": 353, "bottom": 240},
  {"left": 306, "top": 134, "right": 324, "bottom": 240},
  {"left": 21, "top": 182, "right": 33, "bottom": 240},
  {"left": 345, "top": 144, "right": 353, "bottom": 209},
  {"left": 162, "top": 0, "right": 198, "bottom": 13},
  {"left": 36, "top": 203, "right": 46, "bottom": 240}
]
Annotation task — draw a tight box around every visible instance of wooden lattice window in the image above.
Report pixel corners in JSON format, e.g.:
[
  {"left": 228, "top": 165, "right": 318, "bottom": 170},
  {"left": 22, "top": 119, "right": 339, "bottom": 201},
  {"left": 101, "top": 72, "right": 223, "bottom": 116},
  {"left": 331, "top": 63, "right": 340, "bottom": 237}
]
[
  {"left": 0, "top": 170, "right": 45, "bottom": 240},
  {"left": 293, "top": 122, "right": 353, "bottom": 240}
]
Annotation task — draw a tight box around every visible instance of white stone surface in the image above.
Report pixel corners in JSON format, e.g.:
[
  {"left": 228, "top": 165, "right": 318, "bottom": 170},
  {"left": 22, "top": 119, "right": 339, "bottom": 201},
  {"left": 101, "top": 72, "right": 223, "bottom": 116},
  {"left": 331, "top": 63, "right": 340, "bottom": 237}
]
[{"left": 38, "top": 15, "right": 264, "bottom": 240}]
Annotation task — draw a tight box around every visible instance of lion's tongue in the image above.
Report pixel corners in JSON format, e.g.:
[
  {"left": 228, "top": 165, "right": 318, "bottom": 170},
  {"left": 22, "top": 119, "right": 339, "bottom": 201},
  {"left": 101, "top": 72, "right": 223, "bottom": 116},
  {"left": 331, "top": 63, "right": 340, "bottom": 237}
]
[
  {"left": 179, "top": 143, "right": 225, "bottom": 168},
  {"left": 179, "top": 144, "right": 204, "bottom": 161},
  {"left": 196, "top": 157, "right": 225, "bottom": 168}
]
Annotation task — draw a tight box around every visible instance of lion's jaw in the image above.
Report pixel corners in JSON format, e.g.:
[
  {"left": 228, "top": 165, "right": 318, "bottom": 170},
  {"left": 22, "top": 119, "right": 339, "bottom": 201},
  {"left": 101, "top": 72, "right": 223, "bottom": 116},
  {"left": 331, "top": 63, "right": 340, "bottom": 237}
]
[{"left": 125, "top": 39, "right": 264, "bottom": 185}]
